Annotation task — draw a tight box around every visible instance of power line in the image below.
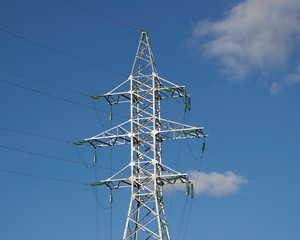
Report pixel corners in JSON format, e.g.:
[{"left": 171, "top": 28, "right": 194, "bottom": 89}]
[
  {"left": 92, "top": 187, "right": 108, "bottom": 210},
  {"left": 182, "top": 139, "right": 206, "bottom": 240},
  {"left": 0, "top": 126, "right": 70, "bottom": 143},
  {"left": 0, "top": 66, "right": 88, "bottom": 97},
  {"left": 168, "top": 115, "right": 185, "bottom": 219},
  {"left": 0, "top": 168, "right": 88, "bottom": 185},
  {"left": 0, "top": 77, "right": 127, "bottom": 118},
  {"left": 110, "top": 107, "right": 113, "bottom": 240},
  {"left": 186, "top": 139, "right": 202, "bottom": 160},
  {"left": 1, "top": 144, "right": 82, "bottom": 165},
  {"left": 182, "top": 170, "right": 202, "bottom": 240},
  {"left": 0, "top": 127, "right": 130, "bottom": 173},
  {"left": 168, "top": 138, "right": 183, "bottom": 219},
  {"left": 178, "top": 141, "right": 204, "bottom": 240},
  {"left": 92, "top": 101, "right": 105, "bottom": 128},
  {"left": 0, "top": 77, "right": 102, "bottom": 111},
  {"left": 177, "top": 197, "right": 189, "bottom": 240},
  {"left": 91, "top": 186, "right": 109, "bottom": 210},
  {"left": 0, "top": 144, "right": 120, "bottom": 171},
  {"left": 94, "top": 161, "right": 100, "bottom": 240},
  {"left": 0, "top": 28, "right": 127, "bottom": 77},
  {"left": 74, "top": 145, "right": 89, "bottom": 168},
  {"left": 65, "top": 0, "right": 140, "bottom": 31},
  {"left": 0, "top": 67, "right": 107, "bottom": 126}
]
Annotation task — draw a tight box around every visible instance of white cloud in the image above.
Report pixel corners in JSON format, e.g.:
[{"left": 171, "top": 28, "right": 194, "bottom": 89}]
[
  {"left": 165, "top": 171, "right": 248, "bottom": 197},
  {"left": 283, "top": 65, "right": 300, "bottom": 85},
  {"left": 189, "top": 171, "right": 248, "bottom": 196},
  {"left": 270, "top": 82, "right": 282, "bottom": 95},
  {"left": 190, "top": 0, "right": 300, "bottom": 88}
]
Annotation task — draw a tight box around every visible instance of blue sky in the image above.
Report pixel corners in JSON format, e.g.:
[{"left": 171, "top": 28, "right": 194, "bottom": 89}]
[{"left": 0, "top": 0, "right": 300, "bottom": 239}]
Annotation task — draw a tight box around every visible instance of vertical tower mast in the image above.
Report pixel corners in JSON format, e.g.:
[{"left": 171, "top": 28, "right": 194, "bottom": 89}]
[
  {"left": 125, "top": 31, "right": 169, "bottom": 239},
  {"left": 84, "top": 31, "right": 207, "bottom": 239}
]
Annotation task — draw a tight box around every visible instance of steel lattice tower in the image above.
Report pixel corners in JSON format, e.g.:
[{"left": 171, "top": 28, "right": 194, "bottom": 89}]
[{"left": 86, "top": 31, "right": 206, "bottom": 239}]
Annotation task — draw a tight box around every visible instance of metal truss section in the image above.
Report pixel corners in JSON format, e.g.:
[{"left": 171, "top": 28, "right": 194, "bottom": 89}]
[
  {"left": 100, "top": 84, "right": 187, "bottom": 105},
  {"left": 91, "top": 161, "right": 189, "bottom": 190},
  {"left": 86, "top": 120, "right": 131, "bottom": 147},
  {"left": 86, "top": 118, "right": 207, "bottom": 148},
  {"left": 87, "top": 31, "right": 207, "bottom": 240}
]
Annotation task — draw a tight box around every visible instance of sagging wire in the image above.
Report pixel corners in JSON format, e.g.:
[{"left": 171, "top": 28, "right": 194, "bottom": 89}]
[
  {"left": 74, "top": 145, "right": 89, "bottom": 168},
  {"left": 0, "top": 28, "right": 127, "bottom": 77},
  {"left": 91, "top": 147, "right": 113, "bottom": 239},
  {"left": 94, "top": 147, "right": 99, "bottom": 240},
  {"left": 0, "top": 168, "right": 88, "bottom": 185},
  {"left": 0, "top": 142, "right": 122, "bottom": 172},
  {"left": 0, "top": 66, "right": 88, "bottom": 97},
  {"left": 92, "top": 100, "right": 105, "bottom": 128},
  {"left": 0, "top": 126, "right": 70, "bottom": 144},
  {"left": 110, "top": 189, "right": 113, "bottom": 240},
  {"left": 94, "top": 147, "right": 100, "bottom": 240},
  {"left": 176, "top": 87, "right": 204, "bottom": 239},
  {"left": 182, "top": 138, "right": 206, "bottom": 240},
  {"left": 91, "top": 187, "right": 109, "bottom": 211},
  {"left": 168, "top": 87, "right": 190, "bottom": 223},
  {"left": 65, "top": 0, "right": 141, "bottom": 32},
  {"left": 0, "top": 77, "right": 127, "bottom": 118},
  {"left": 177, "top": 195, "right": 189, "bottom": 240},
  {"left": 0, "top": 144, "right": 95, "bottom": 168},
  {"left": 186, "top": 138, "right": 202, "bottom": 161},
  {"left": 109, "top": 104, "right": 113, "bottom": 240},
  {"left": 167, "top": 138, "right": 183, "bottom": 219}
]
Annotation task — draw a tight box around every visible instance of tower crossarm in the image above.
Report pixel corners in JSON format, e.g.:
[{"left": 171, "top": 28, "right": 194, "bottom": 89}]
[
  {"left": 91, "top": 75, "right": 188, "bottom": 105},
  {"left": 90, "top": 162, "right": 190, "bottom": 190},
  {"left": 90, "top": 78, "right": 131, "bottom": 105},
  {"left": 85, "top": 120, "right": 131, "bottom": 148},
  {"left": 84, "top": 118, "right": 207, "bottom": 148},
  {"left": 157, "top": 118, "right": 207, "bottom": 142},
  {"left": 102, "top": 91, "right": 131, "bottom": 105},
  {"left": 91, "top": 85, "right": 187, "bottom": 105}
]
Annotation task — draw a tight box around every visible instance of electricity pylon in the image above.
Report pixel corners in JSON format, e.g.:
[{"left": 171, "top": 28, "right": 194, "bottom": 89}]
[{"left": 86, "top": 31, "right": 206, "bottom": 239}]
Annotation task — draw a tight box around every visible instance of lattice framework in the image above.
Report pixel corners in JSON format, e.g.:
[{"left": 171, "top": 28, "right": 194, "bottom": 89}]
[{"left": 87, "top": 31, "right": 206, "bottom": 240}]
